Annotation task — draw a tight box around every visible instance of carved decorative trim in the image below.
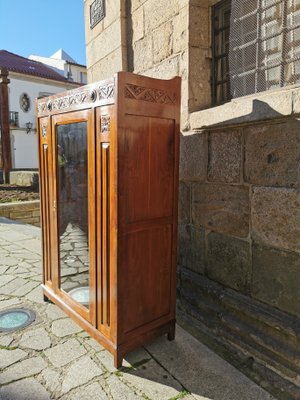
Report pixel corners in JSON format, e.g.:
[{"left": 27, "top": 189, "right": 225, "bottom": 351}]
[
  {"left": 38, "top": 102, "right": 48, "bottom": 114},
  {"left": 98, "top": 83, "right": 114, "bottom": 101},
  {"left": 125, "top": 84, "right": 176, "bottom": 105},
  {"left": 41, "top": 124, "right": 48, "bottom": 137},
  {"left": 37, "top": 83, "right": 114, "bottom": 116},
  {"left": 101, "top": 115, "right": 110, "bottom": 134},
  {"left": 51, "top": 90, "right": 97, "bottom": 112}
]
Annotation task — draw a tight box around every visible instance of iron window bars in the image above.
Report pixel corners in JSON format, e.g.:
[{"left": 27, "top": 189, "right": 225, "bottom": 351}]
[
  {"left": 212, "top": 0, "right": 300, "bottom": 105},
  {"left": 212, "top": 0, "right": 232, "bottom": 105}
]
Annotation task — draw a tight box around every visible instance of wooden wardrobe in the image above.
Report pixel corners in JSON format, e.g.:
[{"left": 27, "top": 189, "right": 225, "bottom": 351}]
[{"left": 37, "top": 72, "right": 181, "bottom": 367}]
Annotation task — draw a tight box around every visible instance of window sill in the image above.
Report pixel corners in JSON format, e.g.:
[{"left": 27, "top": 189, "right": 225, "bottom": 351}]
[{"left": 190, "top": 84, "right": 300, "bottom": 131}]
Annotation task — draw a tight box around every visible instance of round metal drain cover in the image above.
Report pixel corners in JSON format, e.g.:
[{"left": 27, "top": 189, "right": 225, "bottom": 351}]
[
  {"left": 68, "top": 286, "right": 89, "bottom": 306},
  {"left": 0, "top": 308, "right": 36, "bottom": 332}
]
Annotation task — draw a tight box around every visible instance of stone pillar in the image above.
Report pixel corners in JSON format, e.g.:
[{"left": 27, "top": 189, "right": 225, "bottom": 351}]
[{"left": 0, "top": 68, "right": 11, "bottom": 183}]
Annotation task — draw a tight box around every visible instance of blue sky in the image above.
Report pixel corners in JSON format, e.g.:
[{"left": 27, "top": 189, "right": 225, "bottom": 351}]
[{"left": 0, "top": 0, "right": 86, "bottom": 65}]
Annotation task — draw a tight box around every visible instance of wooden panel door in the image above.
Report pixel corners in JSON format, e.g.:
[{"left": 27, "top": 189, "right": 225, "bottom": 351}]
[{"left": 51, "top": 110, "right": 96, "bottom": 325}]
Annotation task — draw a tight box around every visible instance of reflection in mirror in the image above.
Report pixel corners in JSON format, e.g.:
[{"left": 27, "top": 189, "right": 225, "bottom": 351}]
[{"left": 56, "top": 122, "right": 89, "bottom": 308}]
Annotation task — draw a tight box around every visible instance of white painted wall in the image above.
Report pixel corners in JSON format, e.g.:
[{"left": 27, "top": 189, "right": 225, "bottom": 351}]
[
  {"left": 11, "top": 130, "right": 38, "bottom": 168},
  {"left": 9, "top": 75, "right": 69, "bottom": 129},
  {"left": 29, "top": 55, "right": 87, "bottom": 84},
  {"left": 28, "top": 55, "right": 65, "bottom": 77},
  {"left": 8, "top": 73, "right": 78, "bottom": 169},
  {"left": 66, "top": 64, "right": 88, "bottom": 84}
]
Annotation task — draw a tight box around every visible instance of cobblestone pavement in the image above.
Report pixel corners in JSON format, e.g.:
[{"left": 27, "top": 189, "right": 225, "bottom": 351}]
[{"left": 0, "top": 217, "right": 276, "bottom": 400}]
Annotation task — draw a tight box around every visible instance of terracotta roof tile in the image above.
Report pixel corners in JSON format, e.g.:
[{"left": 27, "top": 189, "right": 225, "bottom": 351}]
[{"left": 0, "top": 50, "right": 70, "bottom": 82}]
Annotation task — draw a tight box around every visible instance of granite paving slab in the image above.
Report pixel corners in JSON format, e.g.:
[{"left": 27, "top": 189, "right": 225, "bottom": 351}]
[
  {"left": 0, "top": 217, "right": 276, "bottom": 400},
  {"left": 0, "top": 377, "right": 51, "bottom": 400}
]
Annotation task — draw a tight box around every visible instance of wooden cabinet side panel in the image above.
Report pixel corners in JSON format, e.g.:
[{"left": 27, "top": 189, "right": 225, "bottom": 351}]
[
  {"left": 119, "top": 115, "right": 175, "bottom": 226},
  {"left": 118, "top": 113, "right": 179, "bottom": 341},
  {"left": 119, "top": 225, "right": 173, "bottom": 334}
]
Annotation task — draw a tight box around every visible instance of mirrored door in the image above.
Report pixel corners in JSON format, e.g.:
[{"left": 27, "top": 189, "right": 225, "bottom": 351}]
[{"left": 52, "top": 111, "right": 95, "bottom": 324}]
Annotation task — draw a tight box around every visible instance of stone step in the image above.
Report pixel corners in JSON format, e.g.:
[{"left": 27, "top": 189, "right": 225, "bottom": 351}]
[{"left": 178, "top": 267, "right": 300, "bottom": 400}]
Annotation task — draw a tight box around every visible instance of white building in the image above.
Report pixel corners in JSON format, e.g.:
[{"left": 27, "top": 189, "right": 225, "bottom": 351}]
[
  {"left": 29, "top": 49, "right": 87, "bottom": 85},
  {"left": 0, "top": 50, "right": 81, "bottom": 172}
]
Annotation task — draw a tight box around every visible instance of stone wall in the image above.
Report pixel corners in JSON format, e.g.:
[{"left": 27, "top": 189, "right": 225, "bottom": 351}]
[
  {"left": 85, "top": 0, "right": 212, "bottom": 128},
  {"left": 178, "top": 114, "right": 300, "bottom": 398},
  {"left": 0, "top": 200, "right": 40, "bottom": 226},
  {"left": 84, "top": 0, "right": 128, "bottom": 82},
  {"left": 128, "top": 0, "right": 189, "bottom": 126},
  {"left": 129, "top": 0, "right": 213, "bottom": 127},
  {"left": 179, "top": 116, "right": 300, "bottom": 316}
]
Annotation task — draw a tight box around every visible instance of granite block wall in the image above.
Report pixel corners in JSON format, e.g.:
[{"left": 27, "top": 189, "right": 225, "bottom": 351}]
[
  {"left": 178, "top": 117, "right": 300, "bottom": 398},
  {"left": 178, "top": 118, "right": 300, "bottom": 318}
]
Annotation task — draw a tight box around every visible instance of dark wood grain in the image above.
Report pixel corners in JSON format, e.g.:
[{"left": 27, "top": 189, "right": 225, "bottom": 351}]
[{"left": 37, "top": 72, "right": 181, "bottom": 368}]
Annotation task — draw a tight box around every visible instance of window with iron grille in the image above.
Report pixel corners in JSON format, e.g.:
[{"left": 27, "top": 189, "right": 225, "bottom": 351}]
[
  {"left": 212, "top": 0, "right": 232, "bottom": 105},
  {"left": 212, "top": 0, "right": 300, "bottom": 105}
]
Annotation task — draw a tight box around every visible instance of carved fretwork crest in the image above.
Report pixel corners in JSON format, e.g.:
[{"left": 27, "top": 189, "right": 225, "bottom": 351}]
[
  {"left": 51, "top": 91, "right": 91, "bottom": 111},
  {"left": 37, "top": 81, "right": 114, "bottom": 116},
  {"left": 125, "top": 84, "right": 176, "bottom": 105}
]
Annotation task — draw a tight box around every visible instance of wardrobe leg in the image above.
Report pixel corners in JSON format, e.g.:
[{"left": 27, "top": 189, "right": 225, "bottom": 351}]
[
  {"left": 167, "top": 321, "right": 176, "bottom": 341},
  {"left": 114, "top": 352, "right": 123, "bottom": 369}
]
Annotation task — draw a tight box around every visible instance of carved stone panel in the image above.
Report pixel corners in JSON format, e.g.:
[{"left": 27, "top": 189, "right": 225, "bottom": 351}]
[{"left": 90, "top": 0, "right": 105, "bottom": 29}]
